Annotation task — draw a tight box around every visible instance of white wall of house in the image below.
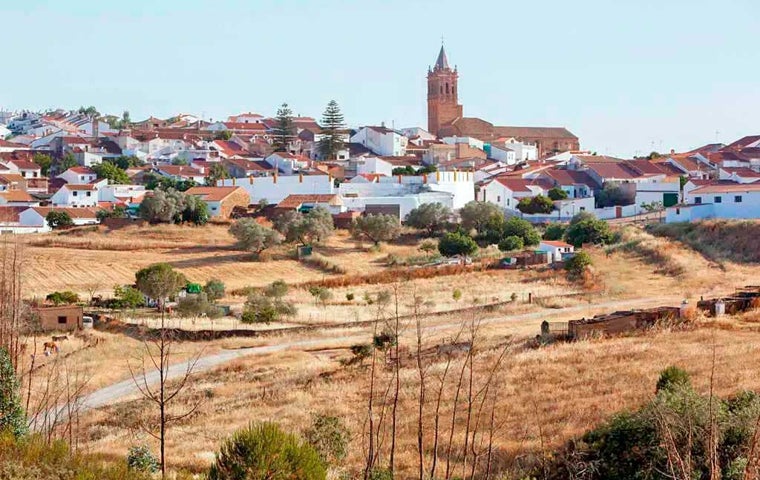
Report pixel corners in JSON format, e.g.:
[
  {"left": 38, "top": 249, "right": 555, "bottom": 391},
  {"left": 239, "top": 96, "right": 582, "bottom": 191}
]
[
  {"left": 442, "top": 136, "right": 485, "bottom": 150},
  {"left": 59, "top": 169, "right": 97, "bottom": 184},
  {"left": 488, "top": 145, "right": 517, "bottom": 165},
  {"left": 350, "top": 127, "right": 408, "bottom": 157},
  {"left": 354, "top": 157, "right": 394, "bottom": 178},
  {"left": 665, "top": 203, "right": 715, "bottom": 223},
  {"left": 99, "top": 184, "right": 145, "bottom": 203},
  {"left": 685, "top": 189, "right": 760, "bottom": 219},
  {"left": 51, "top": 186, "right": 99, "bottom": 207},
  {"left": 218, "top": 175, "right": 334, "bottom": 204},
  {"left": 339, "top": 172, "right": 474, "bottom": 210},
  {"left": 634, "top": 180, "right": 680, "bottom": 206},
  {"left": 481, "top": 182, "right": 532, "bottom": 210},
  {"left": 537, "top": 242, "right": 574, "bottom": 262},
  {"left": 342, "top": 192, "right": 454, "bottom": 219}
]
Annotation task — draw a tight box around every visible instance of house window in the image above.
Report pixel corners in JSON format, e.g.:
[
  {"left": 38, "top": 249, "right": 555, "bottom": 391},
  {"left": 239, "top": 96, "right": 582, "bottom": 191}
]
[
  {"left": 735, "top": 195, "right": 743, "bottom": 203},
  {"left": 497, "top": 195, "right": 501, "bottom": 202},
  {"left": 676, "top": 208, "right": 681, "bottom": 215},
  {"left": 73, "top": 191, "right": 78, "bottom": 196},
  {"left": 694, "top": 197, "right": 702, "bottom": 204},
  {"left": 714, "top": 196, "right": 722, "bottom": 203},
  {"left": 86, "top": 191, "right": 91, "bottom": 197},
  {"left": 57, "top": 316, "right": 67, "bottom": 324}
]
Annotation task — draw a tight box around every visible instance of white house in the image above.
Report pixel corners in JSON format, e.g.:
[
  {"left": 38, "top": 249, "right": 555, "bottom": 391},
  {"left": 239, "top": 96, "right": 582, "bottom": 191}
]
[
  {"left": 537, "top": 240, "right": 575, "bottom": 262},
  {"left": 350, "top": 126, "right": 408, "bottom": 157},
  {"left": 58, "top": 166, "right": 97, "bottom": 185},
  {"left": 666, "top": 181, "right": 760, "bottom": 222},
  {"left": 98, "top": 184, "right": 146, "bottom": 204},
  {"left": 50, "top": 181, "right": 105, "bottom": 207},
  {"left": 20, "top": 207, "right": 99, "bottom": 230},
  {"left": 276, "top": 194, "right": 346, "bottom": 214},
  {"left": 0, "top": 139, "right": 26, "bottom": 153},
  {"left": 488, "top": 145, "right": 518, "bottom": 165},
  {"left": 489, "top": 138, "right": 538, "bottom": 163},
  {"left": 354, "top": 156, "right": 394, "bottom": 178},
  {"left": 718, "top": 167, "right": 760, "bottom": 184},
  {"left": 264, "top": 152, "right": 310, "bottom": 175},
  {"left": 480, "top": 177, "right": 549, "bottom": 211},
  {"left": 218, "top": 174, "right": 335, "bottom": 205},
  {"left": 441, "top": 136, "right": 485, "bottom": 151}
]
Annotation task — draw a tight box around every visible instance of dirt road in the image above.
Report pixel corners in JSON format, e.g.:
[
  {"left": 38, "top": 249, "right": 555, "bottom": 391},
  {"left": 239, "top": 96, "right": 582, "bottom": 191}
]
[{"left": 64, "top": 294, "right": 677, "bottom": 418}]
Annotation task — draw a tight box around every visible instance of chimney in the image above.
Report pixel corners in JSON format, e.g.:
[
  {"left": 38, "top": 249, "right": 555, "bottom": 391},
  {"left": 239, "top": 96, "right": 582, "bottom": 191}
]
[
  {"left": 92, "top": 118, "right": 99, "bottom": 139},
  {"left": 670, "top": 149, "right": 675, "bottom": 155}
]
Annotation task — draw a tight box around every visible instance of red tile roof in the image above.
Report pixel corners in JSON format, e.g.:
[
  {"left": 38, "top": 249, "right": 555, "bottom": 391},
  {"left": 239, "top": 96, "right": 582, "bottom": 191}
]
[
  {"left": 277, "top": 194, "right": 342, "bottom": 209},
  {"left": 67, "top": 166, "right": 95, "bottom": 174},
  {"left": 31, "top": 207, "right": 99, "bottom": 219},
  {"left": 185, "top": 186, "right": 246, "bottom": 202},
  {"left": 690, "top": 182, "right": 760, "bottom": 194},
  {"left": 541, "top": 240, "right": 573, "bottom": 248}
]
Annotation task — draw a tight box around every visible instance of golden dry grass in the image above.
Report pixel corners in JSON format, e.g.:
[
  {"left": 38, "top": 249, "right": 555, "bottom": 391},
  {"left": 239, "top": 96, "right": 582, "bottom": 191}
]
[{"left": 75, "top": 323, "right": 760, "bottom": 477}]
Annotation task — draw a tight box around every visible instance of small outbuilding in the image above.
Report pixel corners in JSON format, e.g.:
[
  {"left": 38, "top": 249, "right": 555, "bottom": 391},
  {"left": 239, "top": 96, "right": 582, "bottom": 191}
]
[
  {"left": 31, "top": 305, "right": 84, "bottom": 332},
  {"left": 537, "top": 240, "right": 575, "bottom": 262}
]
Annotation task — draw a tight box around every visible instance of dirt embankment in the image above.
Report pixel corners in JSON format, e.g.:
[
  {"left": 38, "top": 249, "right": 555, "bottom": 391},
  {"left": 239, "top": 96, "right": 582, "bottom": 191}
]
[{"left": 647, "top": 220, "right": 760, "bottom": 264}]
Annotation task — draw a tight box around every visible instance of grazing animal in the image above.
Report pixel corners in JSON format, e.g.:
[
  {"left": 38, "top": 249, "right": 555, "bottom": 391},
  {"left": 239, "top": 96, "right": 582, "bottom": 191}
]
[
  {"left": 52, "top": 335, "right": 68, "bottom": 342},
  {"left": 43, "top": 342, "right": 59, "bottom": 355}
]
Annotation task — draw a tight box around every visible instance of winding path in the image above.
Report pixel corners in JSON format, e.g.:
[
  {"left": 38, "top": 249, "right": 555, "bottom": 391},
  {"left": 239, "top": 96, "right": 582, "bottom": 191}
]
[{"left": 72, "top": 294, "right": 677, "bottom": 415}]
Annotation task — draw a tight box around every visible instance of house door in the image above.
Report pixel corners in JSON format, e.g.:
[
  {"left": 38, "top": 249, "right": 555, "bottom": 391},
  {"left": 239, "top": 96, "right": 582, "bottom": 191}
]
[
  {"left": 663, "top": 192, "right": 678, "bottom": 207},
  {"left": 615, "top": 206, "right": 623, "bottom": 218}
]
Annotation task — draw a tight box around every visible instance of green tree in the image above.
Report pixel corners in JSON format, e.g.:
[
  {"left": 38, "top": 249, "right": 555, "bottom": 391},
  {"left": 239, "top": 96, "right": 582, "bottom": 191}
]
[
  {"left": 205, "top": 163, "right": 230, "bottom": 186},
  {"left": 596, "top": 182, "right": 635, "bottom": 207},
  {"left": 498, "top": 235, "right": 524, "bottom": 252},
  {"left": 438, "top": 231, "right": 478, "bottom": 257},
  {"left": 229, "top": 219, "right": 281, "bottom": 257},
  {"left": 543, "top": 222, "right": 567, "bottom": 241},
  {"left": 404, "top": 202, "right": 451, "bottom": 236},
  {"left": 139, "top": 188, "right": 186, "bottom": 223},
  {"left": 548, "top": 187, "right": 569, "bottom": 201},
  {"left": 78, "top": 105, "right": 100, "bottom": 117},
  {"left": 271, "top": 103, "right": 295, "bottom": 152},
  {"left": 114, "top": 285, "right": 144, "bottom": 310},
  {"left": 135, "top": 263, "right": 187, "bottom": 309},
  {"left": 58, "top": 153, "right": 79, "bottom": 172},
  {"left": 517, "top": 195, "right": 555, "bottom": 214},
  {"left": 181, "top": 194, "right": 210, "bottom": 225},
  {"left": 46, "top": 290, "right": 80, "bottom": 305},
  {"left": 317, "top": 100, "right": 346, "bottom": 160},
  {"left": 176, "top": 292, "right": 222, "bottom": 319},
  {"left": 502, "top": 216, "right": 541, "bottom": 246},
  {"left": 564, "top": 251, "right": 593, "bottom": 278},
  {"left": 97, "top": 205, "right": 128, "bottom": 221},
  {"left": 564, "top": 214, "right": 613, "bottom": 247},
  {"left": 459, "top": 201, "right": 503, "bottom": 234},
  {"left": 351, "top": 214, "right": 402, "bottom": 245},
  {"left": 109, "top": 155, "right": 142, "bottom": 170},
  {"left": 46, "top": 211, "right": 73, "bottom": 229},
  {"left": 32, "top": 152, "right": 53, "bottom": 176},
  {"left": 418, "top": 239, "right": 438, "bottom": 256},
  {"left": 275, "top": 207, "right": 335, "bottom": 245},
  {"left": 264, "top": 279, "right": 289, "bottom": 299},
  {"left": 0, "top": 347, "right": 27, "bottom": 438},
  {"left": 208, "top": 422, "right": 326, "bottom": 480},
  {"left": 241, "top": 292, "right": 296, "bottom": 324},
  {"left": 93, "top": 161, "right": 130, "bottom": 184},
  {"left": 391, "top": 165, "right": 417, "bottom": 176},
  {"left": 214, "top": 130, "right": 232, "bottom": 141},
  {"left": 204, "top": 279, "right": 226, "bottom": 302}
]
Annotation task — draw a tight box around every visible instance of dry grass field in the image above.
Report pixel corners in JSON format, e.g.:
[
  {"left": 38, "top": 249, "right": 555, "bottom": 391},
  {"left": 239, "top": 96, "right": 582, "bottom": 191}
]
[{"left": 15, "top": 221, "right": 760, "bottom": 477}]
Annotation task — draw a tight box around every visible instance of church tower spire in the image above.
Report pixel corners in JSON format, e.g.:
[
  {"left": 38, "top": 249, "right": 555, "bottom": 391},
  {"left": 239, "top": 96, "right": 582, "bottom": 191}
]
[{"left": 427, "top": 43, "right": 462, "bottom": 136}]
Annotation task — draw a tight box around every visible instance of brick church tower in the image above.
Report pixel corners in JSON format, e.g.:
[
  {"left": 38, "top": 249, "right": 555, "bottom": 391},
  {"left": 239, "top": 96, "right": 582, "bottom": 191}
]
[{"left": 427, "top": 45, "right": 463, "bottom": 136}]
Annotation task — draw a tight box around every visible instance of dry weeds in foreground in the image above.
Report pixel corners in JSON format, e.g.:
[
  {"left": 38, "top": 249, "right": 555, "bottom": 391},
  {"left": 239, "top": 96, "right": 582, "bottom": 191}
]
[{"left": 77, "top": 324, "right": 760, "bottom": 477}]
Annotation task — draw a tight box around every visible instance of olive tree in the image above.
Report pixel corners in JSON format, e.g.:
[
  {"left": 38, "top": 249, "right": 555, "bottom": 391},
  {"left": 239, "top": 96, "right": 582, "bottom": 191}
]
[
  {"left": 351, "top": 214, "right": 401, "bottom": 245},
  {"left": 229, "top": 219, "right": 282, "bottom": 257},
  {"left": 404, "top": 202, "right": 451, "bottom": 236}
]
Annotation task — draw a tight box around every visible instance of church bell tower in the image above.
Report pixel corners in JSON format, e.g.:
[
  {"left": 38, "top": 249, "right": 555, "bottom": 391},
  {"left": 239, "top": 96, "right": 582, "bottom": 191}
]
[{"left": 427, "top": 44, "right": 463, "bottom": 136}]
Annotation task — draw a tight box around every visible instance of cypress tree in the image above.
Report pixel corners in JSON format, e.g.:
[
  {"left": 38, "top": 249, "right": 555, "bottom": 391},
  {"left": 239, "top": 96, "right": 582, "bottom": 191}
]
[
  {"left": 0, "top": 347, "right": 27, "bottom": 438},
  {"left": 271, "top": 103, "right": 295, "bottom": 152},
  {"left": 317, "top": 100, "right": 346, "bottom": 160}
]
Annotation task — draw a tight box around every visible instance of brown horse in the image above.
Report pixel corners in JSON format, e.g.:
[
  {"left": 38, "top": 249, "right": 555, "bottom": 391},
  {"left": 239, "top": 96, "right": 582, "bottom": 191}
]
[{"left": 43, "top": 342, "right": 59, "bottom": 355}]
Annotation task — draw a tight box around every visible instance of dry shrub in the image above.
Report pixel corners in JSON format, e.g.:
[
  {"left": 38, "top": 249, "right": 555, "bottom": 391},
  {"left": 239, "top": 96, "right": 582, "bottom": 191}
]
[
  {"left": 648, "top": 219, "right": 760, "bottom": 263},
  {"left": 607, "top": 226, "right": 689, "bottom": 276},
  {"left": 300, "top": 254, "right": 347, "bottom": 274}
]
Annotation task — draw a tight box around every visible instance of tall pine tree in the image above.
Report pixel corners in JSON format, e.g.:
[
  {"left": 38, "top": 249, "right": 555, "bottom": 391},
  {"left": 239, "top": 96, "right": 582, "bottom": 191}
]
[
  {"left": 317, "top": 100, "right": 346, "bottom": 160},
  {"left": 271, "top": 103, "right": 295, "bottom": 152},
  {"left": 0, "top": 347, "right": 27, "bottom": 438}
]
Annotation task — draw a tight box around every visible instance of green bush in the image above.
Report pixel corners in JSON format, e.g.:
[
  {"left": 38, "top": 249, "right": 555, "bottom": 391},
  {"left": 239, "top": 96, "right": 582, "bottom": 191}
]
[
  {"left": 502, "top": 217, "right": 541, "bottom": 246},
  {"left": 1, "top": 433, "right": 149, "bottom": 480},
  {"left": 45, "top": 290, "right": 79, "bottom": 306},
  {"left": 564, "top": 213, "right": 613, "bottom": 247},
  {"left": 438, "top": 231, "right": 478, "bottom": 257},
  {"left": 46, "top": 211, "right": 73, "bottom": 229},
  {"left": 548, "top": 187, "right": 568, "bottom": 201},
  {"left": 127, "top": 444, "right": 159, "bottom": 473},
  {"left": 304, "top": 414, "right": 349, "bottom": 464},
  {"left": 543, "top": 223, "right": 567, "bottom": 241},
  {"left": 656, "top": 366, "right": 691, "bottom": 393},
  {"left": 517, "top": 195, "right": 555, "bottom": 214},
  {"left": 564, "top": 251, "right": 592, "bottom": 278},
  {"left": 204, "top": 279, "right": 226, "bottom": 302},
  {"left": 208, "top": 422, "right": 326, "bottom": 480},
  {"left": 498, "top": 235, "right": 524, "bottom": 252}
]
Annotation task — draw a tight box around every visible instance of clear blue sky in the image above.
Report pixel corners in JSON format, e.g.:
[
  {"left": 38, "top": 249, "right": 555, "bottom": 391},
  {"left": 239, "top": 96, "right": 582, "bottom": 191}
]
[{"left": 2, "top": 0, "right": 758, "bottom": 157}]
